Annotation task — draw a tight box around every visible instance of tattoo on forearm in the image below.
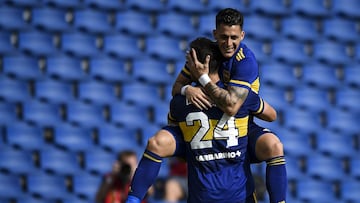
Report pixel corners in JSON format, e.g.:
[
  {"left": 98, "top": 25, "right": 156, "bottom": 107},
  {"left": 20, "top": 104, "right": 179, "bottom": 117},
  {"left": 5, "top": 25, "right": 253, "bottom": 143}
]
[{"left": 204, "top": 83, "right": 248, "bottom": 110}]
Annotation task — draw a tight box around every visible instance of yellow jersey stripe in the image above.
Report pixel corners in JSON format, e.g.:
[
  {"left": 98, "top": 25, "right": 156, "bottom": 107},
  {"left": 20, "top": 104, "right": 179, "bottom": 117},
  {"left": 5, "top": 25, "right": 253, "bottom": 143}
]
[
  {"left": 229, "top": 79, "right": 251, "bottom": 88},
  {"left": 143, "top": 153, "right": 162, "bottom": 163}
]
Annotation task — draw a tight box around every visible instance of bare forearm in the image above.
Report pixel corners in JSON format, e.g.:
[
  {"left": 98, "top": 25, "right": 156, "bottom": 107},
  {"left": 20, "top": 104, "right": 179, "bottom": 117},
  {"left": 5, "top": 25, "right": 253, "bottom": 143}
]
[{"left": 204, "top": 82, "right": 248, "bottom": 116}]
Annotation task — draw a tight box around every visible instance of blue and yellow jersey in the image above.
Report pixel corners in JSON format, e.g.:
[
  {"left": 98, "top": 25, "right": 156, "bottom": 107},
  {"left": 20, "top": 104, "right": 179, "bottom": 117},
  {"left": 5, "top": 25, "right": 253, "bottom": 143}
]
[
  {"left": 169, "top": 87, "right": 264, "bottom": 203},
  {"left": 219, "top": 42, "right": 260, "bottom": 93}
]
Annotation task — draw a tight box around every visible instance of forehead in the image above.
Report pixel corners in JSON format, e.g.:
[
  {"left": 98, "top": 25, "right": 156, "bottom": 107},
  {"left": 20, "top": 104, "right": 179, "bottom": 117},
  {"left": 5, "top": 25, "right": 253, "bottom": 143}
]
[{"left": 215, "top": 24, "right": 242, "bottom": 36}]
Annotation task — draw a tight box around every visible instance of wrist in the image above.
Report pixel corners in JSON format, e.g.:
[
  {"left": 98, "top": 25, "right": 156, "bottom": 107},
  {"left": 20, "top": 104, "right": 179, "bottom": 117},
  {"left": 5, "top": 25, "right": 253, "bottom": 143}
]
[
  {"left": 198, "top": 74, "right": 211, "bottom": 87},
  {"left": 181, "top": 85, "right": 190, "bottom": 96}
]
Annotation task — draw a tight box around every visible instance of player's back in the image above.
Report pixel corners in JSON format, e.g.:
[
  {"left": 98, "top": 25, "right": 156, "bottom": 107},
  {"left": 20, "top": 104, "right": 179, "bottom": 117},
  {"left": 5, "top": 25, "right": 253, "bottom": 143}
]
[{"left": 169, "top": 90, "right": 263, "bottom": 202}]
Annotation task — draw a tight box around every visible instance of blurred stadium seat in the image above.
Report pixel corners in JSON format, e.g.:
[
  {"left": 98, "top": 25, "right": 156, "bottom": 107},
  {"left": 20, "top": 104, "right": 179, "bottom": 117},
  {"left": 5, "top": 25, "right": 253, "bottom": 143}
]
[
  {"left": 156, "top": 12, "right": 196, "bottom": 39},
  {"left": 89, "top": 56, "right": 131, "bottom": 83},
  {"left": 66, "top": 100, "right": 106, "bottom": 128},
  {"left": 326, "top": 107, "right": 360, "bottom": 135},
  {"left": 110, "top": 102, "right": 151, "bottom": 130},
  {"left": 312, "top": 40, "right": 351, "bottom": 65},
  {"left": 244, "top": 15, "right": 278, "bottom": 40},
  {"left": 0, "top": 75, "right": 31, "bottom": 102},
  {"left": 6, "top": 121, "right": 45, "bottom": 151},
  {"left": 0, "top": 101, "right": 18, "bottom": 126},
  {"left": 207, "top": 0, "right": 250, "bottom": 14},
  {"left": 0, "top": 173, "right": 24, "bottom": 199},
  {"left": 43, "top": 0, "right": 81, "bottom": 8},
  {"left": 61, "top": 32, "right": 100, "bottom": 58},
  {"left": 31, "top": 7, "right": 70, "bottom": 32},
  {"left": 73, "top": 9, "right": 112, "bottom": 34},
  {"left": 0, "top": 146, "right": 37, "bottom": 174},
  {"left": 124, "top": 0, "right": 166, "bottom": 13},
  {"left": 145, "top": 35, "right": 185, "bottom": 61},
  {"left": 250, "top": 0, "right": 290, "bottom": 16},
  {"left": 316, "top": 129, "right": 356, "bottom": 158},
  {"left": 46, "top": 54, "right": 88, "bottom": 81},
  {"left": 0, "top": 6, "right": 29, "bottom": 30},
  {"left": 301, "top": 62, "right": 341, "bottom": 89},
  {"left": 3, "top": 55, "right": 43, "bottom": 80},
  {"left": 276, "top": 127, "right": 314, "bottom": 157},
  {"left": 72, "top": 172, "right": 102, "bottom": 201},
  {"left": 271, "top": 39, "right": 310, "bottom": 65},
  {"left": 121, "top": 82, "right": 163, "bottom": 108},
  {"left": 281, "top": 16, "right": 319, "bottom": 42},
  {"left": 296, "top": 178, "right": 337, "bottom": 202},
  {"left": 35, "top": 78, "right": 75, "bottom": 104},
  {"left": 18, "top": 30, "right": 58, "bottom": 56},
  {"left": 293, "top": 84, "right": 331, "bottom": 113},
  {"left": 132, "top": 57, "right": 173, "bottom": 85},
  {"left": 332, "top": 0, "right": 360, "bottom": 19},
  {"left": 84, "top": 147, "right": 116, "bottom": 174},
  {"left": 78, "top": 80, "right": 118, "bottom": 105},
  {"left": 291, "top": 0, "right": 331, "bottom": 18},
  {"left": 115, "top": 10, "right": 154, "bottom": 36},
  {"left": 23, "top": 99, "right": 63, "bottom": 127},
  {"left": 166, "top": 0, "right": 205, "bottom": 14},
  {"left": 306, "top": 154, "right": 346, "bottom": 181},
  {"left": 323, "top": 18, "right": 359, "bottom": 43},
  {"left": 343, "top": 65, "right": 360, "bottom": 88},
  {"left": 0, "top": 31, "right": 16, "bottom": 55},
  {"left": 83, "top": 0, "right": 123, "bottom": 11},
  {"left": 53, "top": 123, "right": 94, "bottom": 152},
  {"left": 260, "top": 62, "right": 299, "bottom": 88},
  {"left": 335, "top": 86, "right": 360, "bottom": 112},
  {"left": 340, "top": 179, "right": 360, "bottom": 202},
  {"left": 103, "top": 34, "right": 142, "bottom": 60},
  {"left": 283, "top": 107, "right": 322, "bottom": 134}
]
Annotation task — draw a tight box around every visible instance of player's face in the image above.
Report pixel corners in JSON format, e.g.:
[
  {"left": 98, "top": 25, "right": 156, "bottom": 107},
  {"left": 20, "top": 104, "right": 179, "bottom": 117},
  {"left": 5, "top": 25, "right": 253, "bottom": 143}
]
[{"left": 213, "top": 24, "right": 245, "bottom": 59}]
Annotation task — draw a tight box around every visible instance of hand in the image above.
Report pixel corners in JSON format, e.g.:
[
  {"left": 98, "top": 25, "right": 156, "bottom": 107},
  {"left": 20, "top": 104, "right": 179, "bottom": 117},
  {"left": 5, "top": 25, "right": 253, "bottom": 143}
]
[
  {"left": 186, "top": 48, "right": 210, "bottom": 79},
  {"left": 186, "top": 86, "right": 212, "bottom": 110}
]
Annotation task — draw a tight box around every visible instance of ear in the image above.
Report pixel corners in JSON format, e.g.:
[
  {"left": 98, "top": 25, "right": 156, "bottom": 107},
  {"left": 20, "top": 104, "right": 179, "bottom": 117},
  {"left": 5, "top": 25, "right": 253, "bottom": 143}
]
[
  {"left": 240, "top": 30, "right": 245, "bottom": 41},
  {"left": 212, "top": 29, "right": 217, "bottom": 40}
]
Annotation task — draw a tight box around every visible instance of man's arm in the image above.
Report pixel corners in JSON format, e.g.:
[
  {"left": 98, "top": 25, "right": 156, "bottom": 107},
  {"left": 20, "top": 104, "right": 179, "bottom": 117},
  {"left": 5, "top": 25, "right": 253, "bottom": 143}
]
[
  {"left": 255, "top": 99, "right": 277, "bottom": 122},
  {"left": 187, "top": 48, "right": 248, "bottom": 116}
]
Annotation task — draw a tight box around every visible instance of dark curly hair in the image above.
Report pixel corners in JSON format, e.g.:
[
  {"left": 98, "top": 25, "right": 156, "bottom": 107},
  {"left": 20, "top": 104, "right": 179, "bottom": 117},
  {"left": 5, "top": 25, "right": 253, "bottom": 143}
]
[{"left": 216, "top": 8, "right": 244, "bottom": 29}]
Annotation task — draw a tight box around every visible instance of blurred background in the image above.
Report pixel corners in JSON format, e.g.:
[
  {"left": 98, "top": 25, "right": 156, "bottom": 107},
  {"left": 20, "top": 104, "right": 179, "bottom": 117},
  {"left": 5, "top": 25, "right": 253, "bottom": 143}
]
[{"left": 0, "top": 0, "right": 359, "bottom": 202}]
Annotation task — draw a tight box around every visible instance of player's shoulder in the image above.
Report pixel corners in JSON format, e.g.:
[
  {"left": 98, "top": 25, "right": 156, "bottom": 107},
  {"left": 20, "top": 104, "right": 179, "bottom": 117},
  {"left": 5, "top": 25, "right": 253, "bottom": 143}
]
[{"left": 233, "top": 43, "right": 256, "bottom": 63}]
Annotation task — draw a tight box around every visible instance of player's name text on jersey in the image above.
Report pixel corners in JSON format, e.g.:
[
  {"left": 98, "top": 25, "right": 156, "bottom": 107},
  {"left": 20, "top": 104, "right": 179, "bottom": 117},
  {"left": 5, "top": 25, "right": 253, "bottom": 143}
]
[{"left": 196, "top": 150, "right": 242, "bottom": 162}]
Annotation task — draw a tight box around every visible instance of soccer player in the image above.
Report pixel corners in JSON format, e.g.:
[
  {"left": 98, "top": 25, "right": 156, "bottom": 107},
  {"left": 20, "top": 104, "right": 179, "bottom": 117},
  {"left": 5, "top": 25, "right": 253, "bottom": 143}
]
[
  {"left": 126, "top": 37, "right": 277, "bottom": 203},
  {"left": 178, "top": 8, "right": 287, "bottom": 203}
]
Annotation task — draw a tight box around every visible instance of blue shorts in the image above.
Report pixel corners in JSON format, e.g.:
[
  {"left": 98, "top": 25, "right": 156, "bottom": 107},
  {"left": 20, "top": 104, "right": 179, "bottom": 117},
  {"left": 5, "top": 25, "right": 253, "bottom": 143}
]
[{"left": 247, "top": 123, "right": 275, "bottom": 163}]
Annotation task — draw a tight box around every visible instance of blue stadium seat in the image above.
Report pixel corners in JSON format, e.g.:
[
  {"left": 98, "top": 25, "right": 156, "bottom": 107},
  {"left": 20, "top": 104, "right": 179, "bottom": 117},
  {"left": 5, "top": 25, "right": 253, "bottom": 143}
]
[
  {"left": 291, "top": 0, "right": 331, "bottom": 18},
  {"left": 301, "top": 62, "right": 341, "bottom": 89},
  {"left": 31, "top": 7, "right": 70, "bottom": 32},
  {"left": 98, "top": 124, "right": 141, "bottom": 154},
  {"left": 66, "top": 100, "right": 106, "bottom": 128},
  {"left": 145, "top": 35, "right": 185, "bottom": 61},
  {"left": 84, "top": 147, "right": 116, "bottom": 174},
  {"left": 0, "top": 6, "right": 29, "bottom": 31},
  {"left": 0, "top": 101, "right": 18, "bottom": 125},
  {"left": 326, "top": 108, "right": 360, "bottom": 135},
  {"left": 166, "top": 0, "right": 206, "bottom": 14},
  {"left": 4, "top": 0, "right": 41, "bottom": 7},
  {"left": 110, "top": 102, "right": 150, "bottom": 130},
  {"left": 121, "top": 82, "right": 163, "bottom": 108},
  {"left": 74, "top": 9, "right": 112, "bottom": 34},
  {"left": 0, "top": 31, "right": 16, "bottom": 55},
  {"left": 46, "top": 54, "right": 88, "bottom": 81},
  {"left": 72, "top": 173, "right": 102, "bottom": 201},
  {"left": 103, "top": 34, "right": 142, "bottom": 60},
  {"left": 54, "top": 123, "right": 94, "bottom": 152},
  {"left": 271, "top": 39, "right": 310, "bottom": 65},
  {"left": 35, "top": 78, "right": 75, "bottom": 104},
  {"left": 27, "top": 172, "right": 71, "bottom": 199},
  {"left": 152, "top": 101, "right": 169, "bottom": 127},
  {"left": 356, "top": 44, "right": 360, "bottom": 63},
  {"left": 43, "top": 0, "right": 81, "bottom": 8},
  {"left": 125, "top": 0, "right": 165, "bottom": 13},
  {"left": 293, "top": 85, "right": 331, "bottom": 113},
  {"left": 139, "top": 123, "right": 160, "bottom": 147},
  {"left": 83, "top": 0, "right": 123, "bottom": 11},
  {"left": 281, "top": 16, "right": 319, "bottom": 42},
  {"left": 296, "top": 179, "right": 337, "bottom": 202},
  {"left": 276, "top": 127, "right": 314, "bottom": 157},
  {"left": 18, "top": 30, "right": 58, "bottom": 56},
  {"left": 285, "top": 157, "right": 306, "bottom": 181},
  {"left": 343, "top": 65, "right": 360, "bottom": 87},
  {"left": 89, "top": 56, "right": 131, "bottom": 83},
  {"left": 156, "top": 13, "right": 196, "bottom": 39},
  {"left": 40, "top": 146, "right": 81, "bottom": 175},
  {"left": 335, "top": 86, "right": 360, "bottom": 112},
  {"left": 259, "top": 84, "right": 291, "bottom": 112},
  {"left": 283, "top": 107, "right": 322, "bottom": 134},
  {"left": 132, "top": 57, "right": 173, "bottom": 85},
  {"left": 243, "top": 39, "right": 269, "bottom": 64},
  {"left": 78, "top": 80, "right": 118, "bottom": 105},
  {"left": 115, "top": 10, "right": 154, "bottom": 36},
  {"left": 306, "top": 154, "right": 346, "bottom": 181},
  {"left": 0, "top": 75, "right": 31, "bottom": 102},
  {"left": 0, "top": 173, "right": 24, "bottom": 199},
  {"left": 332, "top": 0, "right": 360, "bottom": 19},
  {"left": 207, "top": 0, "right": 250, "bottom": 14},
  {"left": 312, "top": 40, "right": 351, "bottom": 65},
  {"left": 316, "top": 129, "right": 356, "bottom": 158},
  {"left": 0, "top": 146, "right": 37, "bottom": 174},
  {"left": 62, "top": 195, "right": 91, "bottom": 203},
  {"left": 244, "top": 16, "right": 278, "bottom": 40},
  {"left": 323, "top": 18, "right": 359, "bottom": 43},
  {"left": 349, "top": 157, "right": 360, "bottom": 179},
  {"left": 3, "top": 55, "right": 43, "bottom": 80},
  {"left": 6, "top": 121, "right": 45, "bottom": 151},
  {"left": 260, "top": 62, "right": 299, "bottom": 88},
  {"left": 61, "top": 32, "right": 100, "bottom": 58},
  {"left": 23, "top": 99, "right": 63, "bottom": 127},
  {"left": 250, "top": 0, "right": 290, "bottom": 16},
  {"left": 197, "top": 14, "right": 214, "bottom": 39},
  {"left": 341, "top": 179, "right": 360, "bottom": 202},
  {"left": 16, "top": 195, "right": 57, "bottom": 203}
]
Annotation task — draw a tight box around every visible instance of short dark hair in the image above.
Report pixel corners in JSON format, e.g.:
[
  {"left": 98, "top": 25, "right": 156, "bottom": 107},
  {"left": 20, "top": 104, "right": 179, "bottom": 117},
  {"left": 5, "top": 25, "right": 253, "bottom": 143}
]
[
  {"left": 216, "top": 8, "right": 244, "bottom": 29},
  {"left": 189, "top": 37, "right": 222, "bottom": 74}
]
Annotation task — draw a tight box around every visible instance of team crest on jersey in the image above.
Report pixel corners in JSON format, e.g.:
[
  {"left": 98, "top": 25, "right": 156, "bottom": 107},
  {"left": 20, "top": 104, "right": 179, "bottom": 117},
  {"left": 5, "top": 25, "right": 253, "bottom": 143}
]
[
  {"left": 222, "top": 70, "right": 230, "bottom": 84},
  {"left": 236, "top": 48, "right": 246, "bottom": 61}
]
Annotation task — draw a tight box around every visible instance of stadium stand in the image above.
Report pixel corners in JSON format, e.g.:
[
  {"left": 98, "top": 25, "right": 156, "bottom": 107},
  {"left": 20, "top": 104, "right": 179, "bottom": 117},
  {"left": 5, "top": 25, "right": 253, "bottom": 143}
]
[{"left": 0, "top": 1, "right": 359, "bottom": 202}]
